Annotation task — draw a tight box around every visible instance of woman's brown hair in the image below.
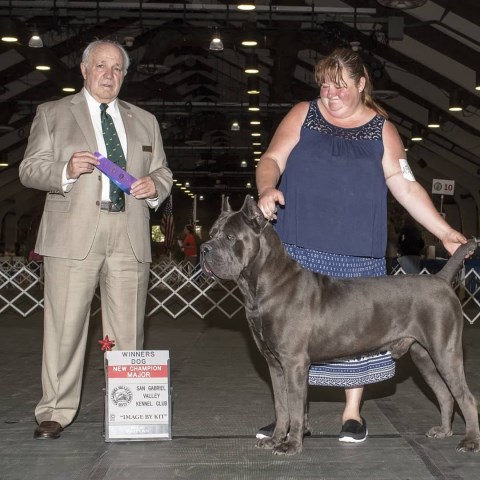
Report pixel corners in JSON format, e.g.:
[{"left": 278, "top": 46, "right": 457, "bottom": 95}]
[{"left": 314, "top": 48, "right": 388, "bottom": 118}]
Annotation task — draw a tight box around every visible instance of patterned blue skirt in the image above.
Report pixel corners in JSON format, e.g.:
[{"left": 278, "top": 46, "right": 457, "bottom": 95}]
[{"left": 284, "top": 243, "right": 396, "bottom": 387}]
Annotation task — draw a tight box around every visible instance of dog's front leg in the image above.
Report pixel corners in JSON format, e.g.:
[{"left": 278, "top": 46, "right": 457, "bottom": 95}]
[
  {"left": 256, "top": 355, "right": 289, "bottom": 450},
  {"left": 272, "top": 361, "right": 309, "bottom": 456}
]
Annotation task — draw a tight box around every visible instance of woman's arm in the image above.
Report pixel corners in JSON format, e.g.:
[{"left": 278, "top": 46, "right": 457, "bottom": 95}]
[
  {"left": 382, "top": 121, "right": 466, "bottom": 255},
  {"left": 256, "top": 102, "right": 309, "bottom": 219}
]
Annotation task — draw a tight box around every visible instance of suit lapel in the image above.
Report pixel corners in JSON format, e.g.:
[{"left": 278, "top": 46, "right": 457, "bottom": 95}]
[
  {"left": 70, "top": 91, "right": 97, "bottom": 152},
  {"left": 119, "top": 101, "right": 137, "bottom": 167}
]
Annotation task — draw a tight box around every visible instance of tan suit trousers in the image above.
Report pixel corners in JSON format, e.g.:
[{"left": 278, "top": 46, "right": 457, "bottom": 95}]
[{"left": 35, "top": 211, "right": 150, "bottom": 427}]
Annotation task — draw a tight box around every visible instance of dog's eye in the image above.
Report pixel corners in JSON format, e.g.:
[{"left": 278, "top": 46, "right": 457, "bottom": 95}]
[{"left": 226, "top": 234, "right": 236, "bottom": 242}]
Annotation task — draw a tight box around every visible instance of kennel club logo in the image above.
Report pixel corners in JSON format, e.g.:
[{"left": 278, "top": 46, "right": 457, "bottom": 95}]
[{"left": 111, "top": 385, "right": 133, "bottom": 407}]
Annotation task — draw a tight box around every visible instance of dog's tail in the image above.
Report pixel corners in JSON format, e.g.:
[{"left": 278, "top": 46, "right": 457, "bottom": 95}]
[{"left": 436, "top": 237, "right": 478, "bottom": 283}]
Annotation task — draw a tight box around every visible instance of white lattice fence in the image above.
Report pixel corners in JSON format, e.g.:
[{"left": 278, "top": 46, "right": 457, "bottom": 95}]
[
  {"left": 145, "top": 261, "right": 244, "bottom": 319},
  {"left": 0, "top": 259, "right": 44, "bottom": 316},
  {"left": 0, "top": 259, "right": 244, "bottom": 320},
  {"left": 1, "top": 258, "right": 479, "bottom": 323}
]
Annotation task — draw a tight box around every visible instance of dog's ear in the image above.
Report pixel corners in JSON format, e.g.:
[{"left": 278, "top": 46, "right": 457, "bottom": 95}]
[
  {"left": 221, "top": 196, "right": 232, "bottom": 213},
  {"left": 241, "top": 195, "right": 268, "bottom": 232}
]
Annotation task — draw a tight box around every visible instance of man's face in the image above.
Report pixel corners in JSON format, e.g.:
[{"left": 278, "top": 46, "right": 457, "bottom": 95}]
[{"left": 81, "top": 43, "right": 125, "bottom": 103}]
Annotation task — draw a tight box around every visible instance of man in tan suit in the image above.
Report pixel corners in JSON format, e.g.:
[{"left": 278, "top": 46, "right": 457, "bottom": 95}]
[{"left": 19, "top": 40, "right": 173, "bottom": 439}]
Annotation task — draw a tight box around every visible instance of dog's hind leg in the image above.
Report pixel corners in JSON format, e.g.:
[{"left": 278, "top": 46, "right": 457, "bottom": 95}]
[
  {"left": 427, "top": 345, "right": 480, "bottom": 452},
  {"left": 409, "top": 342, "right": 454, "bottom": 439}
]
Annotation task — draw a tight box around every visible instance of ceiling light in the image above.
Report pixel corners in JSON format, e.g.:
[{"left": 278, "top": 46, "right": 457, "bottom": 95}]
[
  {"left": 371, "top": 68, "right": 399, "bottom": 100},
  {"left": 61, "top": 71, "right": 79, "bottom": 93},
  {"left": 231, "top": 120, "right": 240, "bottom": 131},
  {"left": 241, "top": 160, "right": 248, "bottom": 167},
  {"left": 448, "top": 90, "right": 463, "bottom": 112},
  {"left": 251, "top": 132, "right": 261, "bottom": 137},
  {"left": 410, "top": 125, "right": 423, "bottom": 141},
  {"left": 250, "top": 119, "right": 261, "bottom": 125},
  {"left": 123, "top": 36, "right": 134, "bottom": 48},
  {"left": 34, "top": 49, "right": 51, "bottom": 71},
  {"left": 247, "top": 76, "right": 260, "bottom": 94},
  {"left": 475, "top": 71, "right": 480, "bottom": 91},
  {"left": 350, "top": 40, "right": 361, "bottom": 52},
  {"left": 244, "top": 53, "right": 259, "bottom": 74},
  {"left": 209, "top": 28, "right": 223, "bottom": 51},
  {"left": 253, "top": 150, "right": 262, "bottom": 155},
  {"left": 376, "top": 0, "right": 427, "bottom": 8},
  {"left": 241, "top": 22, "right": 258, "bottom": 46},
  {"left": 237, "top": 1, "right": 256, "bottom": 11},
  {"left": 427, "top": 110, "right": 440, "bottom": 129},
  {"left": 248, "top": 95, "right": 260, "bottom": 111},
  {"left": 252, "top": 141, "right": 261, "bottom": 146},
  {"left": 0, "top": 162, "right": 9, "bottom": 167},
  {"left": 246, "top": 182, "right": 252, "bottom": 188},
  {"left": 28, "top": 33, "right": 43, "bottom": 48},
  {"left": 0, "top": 18, "right": 18, "bottom": 43}
]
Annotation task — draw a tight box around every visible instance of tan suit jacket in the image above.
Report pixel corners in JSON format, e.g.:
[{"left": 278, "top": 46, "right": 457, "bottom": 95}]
[{"left": 19, "top": 89, "right": 172, "bottom": 262}]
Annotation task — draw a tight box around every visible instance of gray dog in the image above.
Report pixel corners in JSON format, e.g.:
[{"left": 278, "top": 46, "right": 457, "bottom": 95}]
[{"left": 201, "top": 195, "right": 480, "bottom": 456}]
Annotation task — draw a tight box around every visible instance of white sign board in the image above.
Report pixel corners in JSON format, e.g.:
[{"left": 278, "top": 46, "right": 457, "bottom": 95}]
[
  {"left": 432, "top": 179, "right": 455, "bottom": 196},
  {"left": 105, "top": 350, "right": 171, "bottom": 442}
]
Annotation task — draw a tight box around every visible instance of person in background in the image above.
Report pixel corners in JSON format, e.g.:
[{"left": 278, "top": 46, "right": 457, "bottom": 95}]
[
  {"left": 255, "top": 47, "right": 466, "bottom": 443},
  {"left": 19, "top": 39, "right": 173, "bottom": 440},
  {"left": 182, "top": 224, "right": 198, "bottom": 266}
]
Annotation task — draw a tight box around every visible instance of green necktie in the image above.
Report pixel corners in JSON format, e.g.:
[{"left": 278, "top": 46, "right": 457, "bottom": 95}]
[{"left": 100, "top": 103, "right": 126, "bottom": 210}]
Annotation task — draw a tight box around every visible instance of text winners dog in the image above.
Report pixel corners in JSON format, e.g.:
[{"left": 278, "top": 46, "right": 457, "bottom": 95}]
[{"left": 200, "top": 195, "right": 479, "bottom": 456}]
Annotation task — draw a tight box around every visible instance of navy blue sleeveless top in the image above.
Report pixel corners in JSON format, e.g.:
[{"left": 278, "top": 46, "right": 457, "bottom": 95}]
[{"left": 275, "top": 100, "right": 387, "bottom": 258}]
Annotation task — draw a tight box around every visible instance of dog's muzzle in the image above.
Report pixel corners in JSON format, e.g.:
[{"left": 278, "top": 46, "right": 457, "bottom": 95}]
[{"left": 200, "top": 243, "right": 214, "bottom": 275}]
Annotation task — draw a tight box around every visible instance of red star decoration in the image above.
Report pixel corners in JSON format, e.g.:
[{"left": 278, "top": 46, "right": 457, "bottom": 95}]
[{"left": 99, "top": 335, "right": 116, "bottom": 352}]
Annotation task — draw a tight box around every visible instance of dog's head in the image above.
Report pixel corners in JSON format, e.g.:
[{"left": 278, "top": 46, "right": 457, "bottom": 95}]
[{"left": 200, "top": 195, "right": 269, "bottom": 281}]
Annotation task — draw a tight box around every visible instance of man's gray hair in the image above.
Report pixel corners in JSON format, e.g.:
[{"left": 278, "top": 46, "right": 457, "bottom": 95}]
[{"left": 82, "top": 39, "right": 130, "bottom": 74}]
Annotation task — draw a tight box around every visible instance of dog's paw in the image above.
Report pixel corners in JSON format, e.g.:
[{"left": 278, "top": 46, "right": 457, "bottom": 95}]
[
  {"left": 272, "top": 439, "right": 302, "bottom": 456},
  {"left": 425, "top": 426, "right": 453, "bottom": 439},
  {"left": 255, "top": 437, "right": 276, "bottom": 450},
  {"left": 456, "top": 437, "right": 480, "bottom": 453}
]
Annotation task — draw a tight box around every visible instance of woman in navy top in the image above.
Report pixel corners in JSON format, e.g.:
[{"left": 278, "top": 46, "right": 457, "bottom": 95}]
[{"left": 255, "top": 48, "right": 466, "bottom": 443}]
